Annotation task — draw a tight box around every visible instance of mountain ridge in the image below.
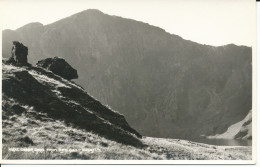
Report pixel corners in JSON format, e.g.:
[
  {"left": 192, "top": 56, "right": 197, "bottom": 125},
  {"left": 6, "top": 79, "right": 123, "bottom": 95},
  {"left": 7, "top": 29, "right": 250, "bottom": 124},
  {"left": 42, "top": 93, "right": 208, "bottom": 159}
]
[{"left": 5, "top": 9, "right": 249, "bottom": 47}]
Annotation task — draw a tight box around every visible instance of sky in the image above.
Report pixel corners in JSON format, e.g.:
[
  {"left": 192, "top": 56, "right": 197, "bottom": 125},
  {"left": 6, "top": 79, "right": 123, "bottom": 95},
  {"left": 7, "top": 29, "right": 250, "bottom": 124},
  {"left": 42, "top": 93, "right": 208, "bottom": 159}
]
[{"left": 0, "top": 0, "right": 256, "bottom": 46}]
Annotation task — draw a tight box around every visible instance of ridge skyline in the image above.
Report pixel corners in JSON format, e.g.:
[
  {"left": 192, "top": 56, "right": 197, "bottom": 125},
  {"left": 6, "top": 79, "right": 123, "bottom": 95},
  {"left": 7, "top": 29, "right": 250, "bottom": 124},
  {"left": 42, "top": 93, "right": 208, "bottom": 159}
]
[{"left": 1, "top": 3, "right": 254, "bottom": 47}]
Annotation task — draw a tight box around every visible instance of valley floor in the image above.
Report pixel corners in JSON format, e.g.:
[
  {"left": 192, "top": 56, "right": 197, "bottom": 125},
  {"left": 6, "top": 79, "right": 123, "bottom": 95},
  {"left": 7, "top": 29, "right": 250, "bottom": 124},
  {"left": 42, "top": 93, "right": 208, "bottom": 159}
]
[
  {"left": 143, "top": 137, "right": 251, "bottom": 160},
  {"left": 2, "top": 135, "right": 252, "bottom": 160}
]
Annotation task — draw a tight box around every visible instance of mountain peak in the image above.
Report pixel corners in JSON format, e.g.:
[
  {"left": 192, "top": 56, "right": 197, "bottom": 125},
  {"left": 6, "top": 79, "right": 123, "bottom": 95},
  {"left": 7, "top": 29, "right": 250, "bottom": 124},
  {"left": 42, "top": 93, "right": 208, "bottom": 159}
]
[
  {"left": 67, "top": 9, "right": 106, "bottom": 21},
  {"left": 85, "top": 9, "right": 103, "bottom": 13},
  {"left": 77, "top": 9, "right": 105, "bottom": 16}
]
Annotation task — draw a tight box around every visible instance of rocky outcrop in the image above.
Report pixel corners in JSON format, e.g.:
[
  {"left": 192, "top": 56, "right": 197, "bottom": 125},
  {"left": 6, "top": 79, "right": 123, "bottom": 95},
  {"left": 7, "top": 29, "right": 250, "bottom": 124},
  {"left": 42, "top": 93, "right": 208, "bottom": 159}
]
[
  {"left": 207, "top": 110, "right": 252, "bottom": 140},
  {"left": 7, "top": 41, "right": 28, "bottom": 65},
  {"left": 234, "top": 111, "right": 252, "bottom": 140},
  {"left": 2, "top": 61, "right": 143, "bottom": 147},
  {"left": 36, "top": 57, "right": 78, "bottom": 80}
]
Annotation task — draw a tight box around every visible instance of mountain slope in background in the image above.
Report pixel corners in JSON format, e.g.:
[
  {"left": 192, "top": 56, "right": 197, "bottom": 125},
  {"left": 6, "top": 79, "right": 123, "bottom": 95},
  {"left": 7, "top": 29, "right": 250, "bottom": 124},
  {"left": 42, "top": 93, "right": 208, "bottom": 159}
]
[{"left": 2, "top": 9, "right": 252, "bottom": 138}]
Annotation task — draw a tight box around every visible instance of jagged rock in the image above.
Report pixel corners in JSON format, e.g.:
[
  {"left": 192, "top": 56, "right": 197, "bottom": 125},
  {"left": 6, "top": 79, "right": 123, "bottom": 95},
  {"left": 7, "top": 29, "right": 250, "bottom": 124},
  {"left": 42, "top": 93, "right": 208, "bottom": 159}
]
[
  {"left": 8, "top": 41, "right": 28, "bottom": 65},
  {"left": 36, "top": 57, "right": 78, "bottom": 80}
]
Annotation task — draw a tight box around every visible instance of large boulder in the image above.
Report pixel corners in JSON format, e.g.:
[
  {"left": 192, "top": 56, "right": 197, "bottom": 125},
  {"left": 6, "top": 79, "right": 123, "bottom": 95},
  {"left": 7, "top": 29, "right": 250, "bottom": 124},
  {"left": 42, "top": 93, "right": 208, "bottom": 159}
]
[
  {"left": 7, "top": 41, "right": 28, "bottom": 65},
  {"left": 36, "top": 57, "right": 78, "bottom": 80}
]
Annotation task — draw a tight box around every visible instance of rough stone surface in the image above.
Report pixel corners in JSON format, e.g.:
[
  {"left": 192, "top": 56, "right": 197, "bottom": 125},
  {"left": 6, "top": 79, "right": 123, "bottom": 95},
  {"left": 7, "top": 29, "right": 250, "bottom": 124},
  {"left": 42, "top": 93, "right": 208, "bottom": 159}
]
[
  {"left": 36, "top": 57, "right": 78, "bottom": 80},
  {"left": 9, "top": 41, "right": 28, "bottom": 65}
]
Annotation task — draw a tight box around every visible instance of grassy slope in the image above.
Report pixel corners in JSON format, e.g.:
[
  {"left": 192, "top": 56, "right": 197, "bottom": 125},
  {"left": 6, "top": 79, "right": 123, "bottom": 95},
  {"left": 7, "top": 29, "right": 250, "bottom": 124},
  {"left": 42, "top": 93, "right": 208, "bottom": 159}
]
[
  {"left": 2, "top": 62, "right": 143, "bottom": 147},
  {"left": 2, "top": 99, "right": 161, "bottom": 160},
  {"left": 2, "top": 97, "right": 251, "bottom": 160}
]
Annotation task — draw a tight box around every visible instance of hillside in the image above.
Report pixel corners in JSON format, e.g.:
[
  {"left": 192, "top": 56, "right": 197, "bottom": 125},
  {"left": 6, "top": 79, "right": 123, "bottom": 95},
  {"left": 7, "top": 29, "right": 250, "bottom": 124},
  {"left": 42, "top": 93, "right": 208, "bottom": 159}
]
[
  {"left": 2, "top": 60, "right": 143, "bottom": 147},
  {"left": 2, "top": 9, "right": 252, "bottom": 138},
  {"left": 2, "top": 60, "right": 252, "bottom": 160}
]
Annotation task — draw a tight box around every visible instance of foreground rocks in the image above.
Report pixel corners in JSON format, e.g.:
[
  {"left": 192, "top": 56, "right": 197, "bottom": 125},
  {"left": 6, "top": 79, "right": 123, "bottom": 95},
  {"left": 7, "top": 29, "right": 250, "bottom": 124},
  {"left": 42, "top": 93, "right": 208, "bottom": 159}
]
[
  {"left": 7, "top": 41, "right": 28, "bottom": 65},
  {"left": 2, "top": 61, "right": 143, "bottom": 147},
  {"left": 36, "top": 57, "right": 78, "bottom": 80}
]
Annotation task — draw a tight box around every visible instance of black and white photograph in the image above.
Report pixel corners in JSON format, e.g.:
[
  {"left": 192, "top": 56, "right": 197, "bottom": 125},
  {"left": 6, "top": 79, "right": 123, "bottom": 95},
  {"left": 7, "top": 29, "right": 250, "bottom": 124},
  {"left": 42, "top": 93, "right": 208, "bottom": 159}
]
[{"left": 0, "top": 0, "right": 257, "bottom": 164}]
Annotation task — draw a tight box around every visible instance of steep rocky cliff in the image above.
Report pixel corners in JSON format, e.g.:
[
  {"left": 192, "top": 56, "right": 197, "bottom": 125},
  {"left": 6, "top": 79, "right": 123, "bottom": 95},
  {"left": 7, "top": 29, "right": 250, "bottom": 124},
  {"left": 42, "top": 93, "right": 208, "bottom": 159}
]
[{"left": 2, "top": 9, "right": 252, "bottom": 138}]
